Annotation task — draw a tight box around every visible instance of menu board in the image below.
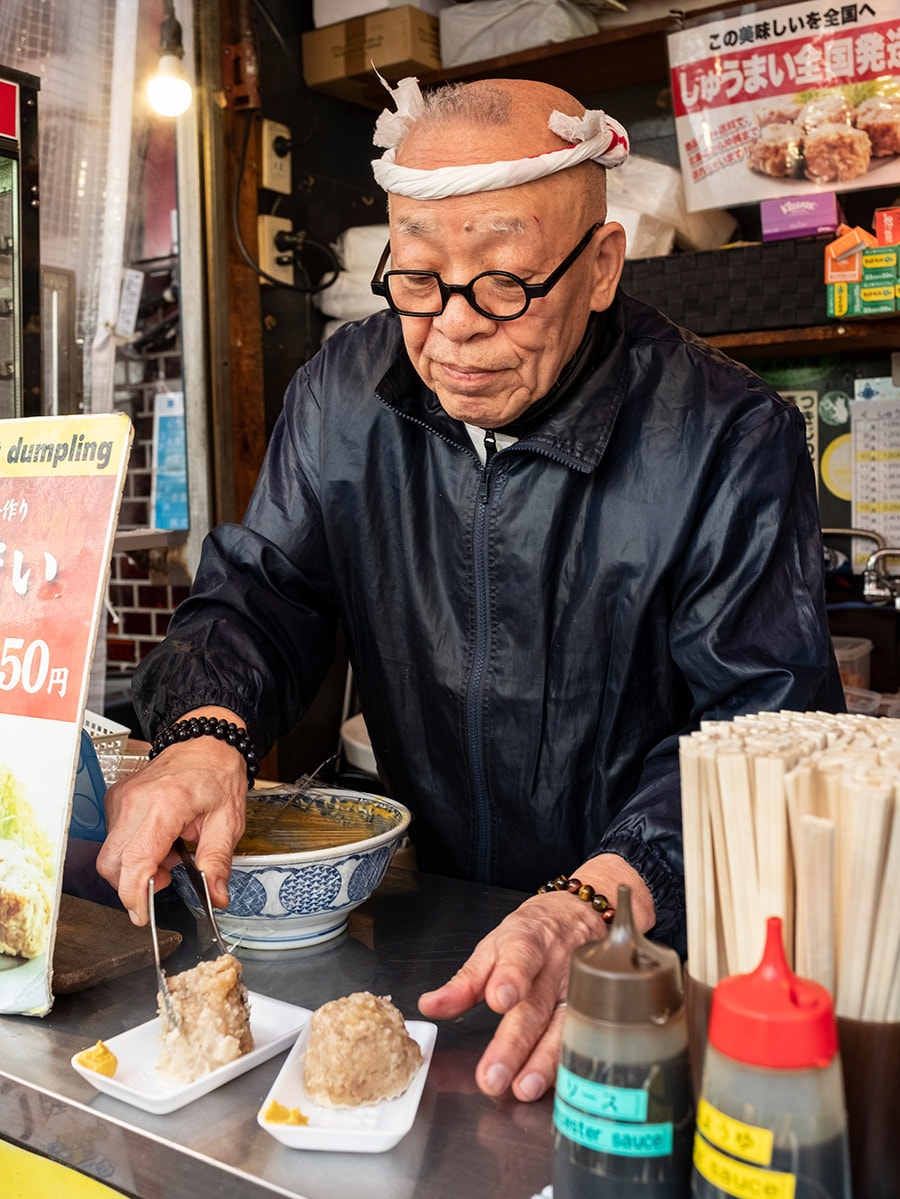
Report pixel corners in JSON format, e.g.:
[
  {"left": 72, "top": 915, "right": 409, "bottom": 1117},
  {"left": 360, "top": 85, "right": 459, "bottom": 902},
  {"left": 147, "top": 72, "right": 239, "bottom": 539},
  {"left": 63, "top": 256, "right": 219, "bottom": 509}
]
[
  {"left": 668, "top": 0, "right": 900, "bottom": 212},
  {"left": 851, "top": 390, "right": 900, "bottom": 568},
  {"left": 0, "top": 413, "right": 132, "bottom": 1014}
]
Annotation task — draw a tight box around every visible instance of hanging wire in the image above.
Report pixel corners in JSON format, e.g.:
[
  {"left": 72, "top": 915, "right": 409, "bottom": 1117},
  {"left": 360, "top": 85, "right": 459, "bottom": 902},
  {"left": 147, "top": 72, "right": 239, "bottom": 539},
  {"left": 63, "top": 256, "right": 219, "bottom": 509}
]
[
  {"left": 231, "top": 110, "right": 340, "bottom": 293},
  {"left": 248, "top": 0, "right": 316, "bottom": 142}
]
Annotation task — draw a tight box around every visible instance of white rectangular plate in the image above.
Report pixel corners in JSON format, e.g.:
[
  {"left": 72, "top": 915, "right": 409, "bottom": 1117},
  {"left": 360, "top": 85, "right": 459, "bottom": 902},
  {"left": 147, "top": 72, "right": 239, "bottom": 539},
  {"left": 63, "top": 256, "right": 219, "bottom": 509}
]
[
  {"left": 257, "top": 1019, "right": 436, "bottom": 1153},
  {"left": 71, "top": 991, "right": 311, "bottom": 1115}
]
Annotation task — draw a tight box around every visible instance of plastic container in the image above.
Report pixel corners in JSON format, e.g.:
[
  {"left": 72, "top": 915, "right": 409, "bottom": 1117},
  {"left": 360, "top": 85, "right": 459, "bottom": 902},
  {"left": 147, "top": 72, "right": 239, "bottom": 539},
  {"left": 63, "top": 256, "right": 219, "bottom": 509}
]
[
  {"left": 552, "top": 884, "right": 693, "bottom": 1197},
  {"left": 843, "top": 685, "right": 880, "bottom": 715},
  {"left": 691, "top": 917, "right": 851, "bottom": 1199},
  {"left": 70, "top": 710, "right": 131, "bottom": 841},
  {"left": 70, "top": 728, "right": 109, "bottom": 841},
  {"left": 831, "top": 635, "right": 873, "bottom": 689}
]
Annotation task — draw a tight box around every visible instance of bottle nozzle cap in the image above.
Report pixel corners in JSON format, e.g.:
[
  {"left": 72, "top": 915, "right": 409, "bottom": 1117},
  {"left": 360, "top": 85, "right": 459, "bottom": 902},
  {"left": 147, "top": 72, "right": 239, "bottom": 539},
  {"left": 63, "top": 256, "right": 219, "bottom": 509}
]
[
  {"left": 708, "top": 917, "right": 838, "bottom": 1069},
  {"left": 567, "top": 884, "right": 684, "bottom": 1024}
]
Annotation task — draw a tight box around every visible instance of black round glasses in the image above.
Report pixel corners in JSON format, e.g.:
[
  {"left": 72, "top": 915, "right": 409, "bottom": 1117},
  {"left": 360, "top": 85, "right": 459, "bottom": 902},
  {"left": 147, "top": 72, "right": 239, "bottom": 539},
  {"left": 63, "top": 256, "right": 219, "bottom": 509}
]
[{"left": 369, "top": 223, "right": 603, "bottom": 321}]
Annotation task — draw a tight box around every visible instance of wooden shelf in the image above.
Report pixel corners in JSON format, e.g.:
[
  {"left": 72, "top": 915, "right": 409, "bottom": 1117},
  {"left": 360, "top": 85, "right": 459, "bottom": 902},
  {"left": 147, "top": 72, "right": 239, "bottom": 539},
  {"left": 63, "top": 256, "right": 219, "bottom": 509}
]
[
  {"left": 352, "top": 4, "right": 898, "bottom": 362},
  {"left": 417, "top": 16, "right": 677, "bottom": 95},
  {"left": 708, "top": 318, "right": 900, "bottom": 362}
]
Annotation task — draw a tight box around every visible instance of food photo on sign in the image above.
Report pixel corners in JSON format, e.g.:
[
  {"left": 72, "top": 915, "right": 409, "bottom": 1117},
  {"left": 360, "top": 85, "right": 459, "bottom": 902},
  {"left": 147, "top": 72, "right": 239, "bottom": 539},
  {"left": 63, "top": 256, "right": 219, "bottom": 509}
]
[{"left": 667, "top": 0, "right": 900, "bottom": 212}]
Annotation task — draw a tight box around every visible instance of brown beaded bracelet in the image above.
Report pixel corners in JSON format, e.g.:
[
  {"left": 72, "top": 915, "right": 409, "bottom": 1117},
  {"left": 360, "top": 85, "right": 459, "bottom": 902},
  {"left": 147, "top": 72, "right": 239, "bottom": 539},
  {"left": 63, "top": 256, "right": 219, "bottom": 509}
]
[{"left": 537, "top": 873, "right": 616, "bottom": 923}]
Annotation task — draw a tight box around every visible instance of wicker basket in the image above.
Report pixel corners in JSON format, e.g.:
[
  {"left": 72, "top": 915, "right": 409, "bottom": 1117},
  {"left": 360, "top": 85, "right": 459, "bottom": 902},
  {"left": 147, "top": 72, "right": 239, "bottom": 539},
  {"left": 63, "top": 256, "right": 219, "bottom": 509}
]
[
  {"left": 83, "top": 710, "right": 130, "bottom": 756},
  {"left": 620, "top": 238, "right": 828, "bottom": 337}
]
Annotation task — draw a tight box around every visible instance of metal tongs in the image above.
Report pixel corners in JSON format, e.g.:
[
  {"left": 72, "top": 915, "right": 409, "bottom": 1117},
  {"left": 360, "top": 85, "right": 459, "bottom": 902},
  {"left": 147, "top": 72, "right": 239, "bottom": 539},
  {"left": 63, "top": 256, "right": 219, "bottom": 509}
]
[
  {"left": 173, "top": 836, "right": 227, "bottom": 954},
  {"left": 148, "top": 875, "right": 179, "bottom": 1029}
]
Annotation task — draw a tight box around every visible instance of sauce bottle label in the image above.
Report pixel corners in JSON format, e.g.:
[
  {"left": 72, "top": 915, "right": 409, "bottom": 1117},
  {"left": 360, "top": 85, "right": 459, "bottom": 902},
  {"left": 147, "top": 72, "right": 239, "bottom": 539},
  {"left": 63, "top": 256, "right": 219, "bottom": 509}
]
[
  {"left": 696, "top": 1096, "right": 774, "bottom": 1166},
  {"left": 554, "top": 1094, "right": 674, "bottom": 1158},
  {"left": 693, "top": 1132, "right": 796, "bottom": 1199},
  {"left": 556, "top": 1063, "right": 649, "bottom": 1121}
]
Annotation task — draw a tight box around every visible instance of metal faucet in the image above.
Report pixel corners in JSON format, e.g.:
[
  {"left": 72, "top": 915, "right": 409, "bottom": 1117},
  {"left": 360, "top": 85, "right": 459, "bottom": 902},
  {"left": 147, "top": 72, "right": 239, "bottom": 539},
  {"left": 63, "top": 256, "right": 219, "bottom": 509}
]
[
  {"left": 821, "top": 527, "right": 886, "bottom": 580},
  {"left": 863, "top": 548, "right": 900, "bottom": 606}
]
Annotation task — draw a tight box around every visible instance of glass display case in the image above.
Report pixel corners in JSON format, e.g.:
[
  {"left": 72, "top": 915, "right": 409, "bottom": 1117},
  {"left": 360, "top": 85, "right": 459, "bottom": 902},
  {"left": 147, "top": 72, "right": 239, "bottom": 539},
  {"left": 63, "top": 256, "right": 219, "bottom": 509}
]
[{"left": 0, "top": 64, "right": 40, "bottom": 419}]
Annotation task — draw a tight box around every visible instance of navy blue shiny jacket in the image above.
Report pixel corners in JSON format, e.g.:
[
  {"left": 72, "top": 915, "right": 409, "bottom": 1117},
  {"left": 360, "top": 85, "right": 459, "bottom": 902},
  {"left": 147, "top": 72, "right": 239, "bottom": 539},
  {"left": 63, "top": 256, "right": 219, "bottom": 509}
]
[{"left": 133, "top": 292, "right": 843, "bottom": 952}]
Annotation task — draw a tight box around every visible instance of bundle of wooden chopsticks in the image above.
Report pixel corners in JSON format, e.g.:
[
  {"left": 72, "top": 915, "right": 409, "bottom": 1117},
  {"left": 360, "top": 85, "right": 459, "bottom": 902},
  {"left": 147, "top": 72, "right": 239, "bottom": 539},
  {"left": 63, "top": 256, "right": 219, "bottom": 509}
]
[{"left": 679, "top": 709, "right": 900, "bottom": 1021}]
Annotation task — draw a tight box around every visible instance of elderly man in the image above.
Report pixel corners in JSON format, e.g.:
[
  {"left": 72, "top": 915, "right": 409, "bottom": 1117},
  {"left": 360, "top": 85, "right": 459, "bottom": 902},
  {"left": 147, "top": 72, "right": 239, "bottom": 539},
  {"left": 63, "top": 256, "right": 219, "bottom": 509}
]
[{"left": 98, "top": 77, "right": 841, "bottom": 1104}]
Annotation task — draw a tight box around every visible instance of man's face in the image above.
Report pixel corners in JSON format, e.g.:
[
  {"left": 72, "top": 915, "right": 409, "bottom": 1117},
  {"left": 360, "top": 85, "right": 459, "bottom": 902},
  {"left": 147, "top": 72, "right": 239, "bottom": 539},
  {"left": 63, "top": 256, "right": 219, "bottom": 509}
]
[{"left": 388, "top": 186, "right": 624, "bottom": 429}]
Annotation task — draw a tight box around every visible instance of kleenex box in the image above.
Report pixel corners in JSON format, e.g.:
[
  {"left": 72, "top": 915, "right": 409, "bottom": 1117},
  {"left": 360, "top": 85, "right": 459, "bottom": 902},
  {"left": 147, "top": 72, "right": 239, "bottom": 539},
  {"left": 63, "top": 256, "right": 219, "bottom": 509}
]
[{"left": 761, "top": 193, "right": 844, "bottom": 242}]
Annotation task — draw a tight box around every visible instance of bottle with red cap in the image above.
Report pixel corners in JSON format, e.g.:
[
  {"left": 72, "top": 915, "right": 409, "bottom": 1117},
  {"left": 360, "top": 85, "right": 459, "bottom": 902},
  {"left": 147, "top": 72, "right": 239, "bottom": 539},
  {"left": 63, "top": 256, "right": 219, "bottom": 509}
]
[{"left": 691, "top": 916, "right": 851, "bottom": 1198}]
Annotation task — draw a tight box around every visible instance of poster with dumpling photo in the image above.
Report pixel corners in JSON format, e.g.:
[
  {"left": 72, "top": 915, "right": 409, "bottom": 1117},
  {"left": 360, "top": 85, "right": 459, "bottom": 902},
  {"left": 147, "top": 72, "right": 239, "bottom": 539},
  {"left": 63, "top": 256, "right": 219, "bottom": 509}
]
[
  {"left": 0, "top": 414, "right": 132, "bottom": 1014},
  {"left": 668, "top": 0, "right": 900, "bottom": 212}
]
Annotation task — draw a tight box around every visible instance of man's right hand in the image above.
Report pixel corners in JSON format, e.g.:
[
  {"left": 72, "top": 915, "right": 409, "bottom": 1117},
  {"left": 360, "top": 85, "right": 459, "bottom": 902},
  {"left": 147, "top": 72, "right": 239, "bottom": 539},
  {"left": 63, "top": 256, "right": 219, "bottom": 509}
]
[{"left": 95, "top": 709, "right": 250, "bottom": 925}]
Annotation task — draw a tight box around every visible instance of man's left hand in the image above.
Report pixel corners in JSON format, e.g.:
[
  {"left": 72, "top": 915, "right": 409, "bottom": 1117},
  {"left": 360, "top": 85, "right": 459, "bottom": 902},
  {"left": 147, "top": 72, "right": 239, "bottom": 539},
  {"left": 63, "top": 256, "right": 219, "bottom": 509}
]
[{"left": 417, "top": 854, "right": 655, "bottom": 1102}]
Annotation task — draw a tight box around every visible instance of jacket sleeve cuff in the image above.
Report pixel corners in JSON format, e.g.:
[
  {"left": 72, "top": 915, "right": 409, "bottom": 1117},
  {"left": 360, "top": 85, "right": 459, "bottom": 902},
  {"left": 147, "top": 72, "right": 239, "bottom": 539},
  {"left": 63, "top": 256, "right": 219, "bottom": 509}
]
[{"left": 591, "top": 831, "right": 686, "bottom": 957}]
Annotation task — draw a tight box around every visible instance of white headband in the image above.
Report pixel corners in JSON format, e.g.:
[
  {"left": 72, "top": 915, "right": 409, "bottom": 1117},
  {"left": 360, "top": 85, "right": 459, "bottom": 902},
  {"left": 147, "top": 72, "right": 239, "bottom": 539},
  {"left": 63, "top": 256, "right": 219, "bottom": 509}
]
[{"left": 371, "top": 75, "right": 629, "bottom": 200}]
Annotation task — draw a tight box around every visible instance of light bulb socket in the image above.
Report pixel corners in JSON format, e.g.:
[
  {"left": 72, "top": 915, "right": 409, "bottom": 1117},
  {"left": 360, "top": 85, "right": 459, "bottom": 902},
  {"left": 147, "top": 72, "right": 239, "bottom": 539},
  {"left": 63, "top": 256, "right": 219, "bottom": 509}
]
[{"left": 159, "top": 11, "right": 185, "bottom": 59}]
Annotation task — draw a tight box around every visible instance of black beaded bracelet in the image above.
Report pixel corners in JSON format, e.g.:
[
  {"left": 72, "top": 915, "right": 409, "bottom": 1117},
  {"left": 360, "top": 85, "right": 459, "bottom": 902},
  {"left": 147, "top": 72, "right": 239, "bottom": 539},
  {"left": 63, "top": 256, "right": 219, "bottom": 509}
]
[
  {"left": 537, "top": 873, "right": 616, "bottom": 923},
  {"left": 148, "top": 716, "right": 260, "bottom": 788}
]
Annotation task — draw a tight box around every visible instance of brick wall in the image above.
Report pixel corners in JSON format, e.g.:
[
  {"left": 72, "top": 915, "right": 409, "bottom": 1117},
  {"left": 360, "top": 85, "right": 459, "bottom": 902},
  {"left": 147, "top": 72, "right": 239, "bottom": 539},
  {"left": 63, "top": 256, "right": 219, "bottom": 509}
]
[{"left": 105, "top": 337, "right": 190, "bottom": 685}]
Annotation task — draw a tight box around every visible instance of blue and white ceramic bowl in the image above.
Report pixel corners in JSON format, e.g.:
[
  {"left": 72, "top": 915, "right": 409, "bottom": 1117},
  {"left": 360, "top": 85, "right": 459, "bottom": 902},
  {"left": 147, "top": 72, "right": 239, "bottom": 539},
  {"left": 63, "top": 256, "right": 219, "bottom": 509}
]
[{"left": 171, "top": 787, "right": 411, "bottom": 951}]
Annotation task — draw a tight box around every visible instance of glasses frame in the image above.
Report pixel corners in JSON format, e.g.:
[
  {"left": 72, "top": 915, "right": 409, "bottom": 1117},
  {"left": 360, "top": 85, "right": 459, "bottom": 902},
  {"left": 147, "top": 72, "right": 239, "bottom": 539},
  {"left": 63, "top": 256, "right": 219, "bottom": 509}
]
[{"left": 370, "top": 223, "right": 603, "bottom": 322}]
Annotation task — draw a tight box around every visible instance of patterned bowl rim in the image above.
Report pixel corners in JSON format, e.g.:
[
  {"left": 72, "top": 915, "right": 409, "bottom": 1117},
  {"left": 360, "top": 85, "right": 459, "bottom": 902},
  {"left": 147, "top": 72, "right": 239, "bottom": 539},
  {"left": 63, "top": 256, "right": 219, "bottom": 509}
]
[{"left": 230, "top": 786, "right": 411, "bottom": 867}]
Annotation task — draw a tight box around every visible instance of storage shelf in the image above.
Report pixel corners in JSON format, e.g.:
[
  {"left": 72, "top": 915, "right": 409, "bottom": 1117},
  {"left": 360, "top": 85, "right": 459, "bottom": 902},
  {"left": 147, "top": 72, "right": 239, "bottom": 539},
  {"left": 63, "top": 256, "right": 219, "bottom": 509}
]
[
  {"left": 416, "top": 16, "right": 676, "bottom": 95},
  {"left": 355, "top": 5, "right": 898, "bottom": 362},
  {"left": 708, "top": 318, "right": 900, "bottom": 362}
]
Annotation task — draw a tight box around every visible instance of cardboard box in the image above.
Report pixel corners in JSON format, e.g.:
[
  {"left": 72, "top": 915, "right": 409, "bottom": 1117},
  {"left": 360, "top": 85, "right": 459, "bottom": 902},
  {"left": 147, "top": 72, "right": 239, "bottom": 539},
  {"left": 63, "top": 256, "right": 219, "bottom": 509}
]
[
  {"left": 875, "top": 206, "right": 900, "bottom": 246},
  {"left": 312, "top": 0, "right": 450, "bottom": 27},
  {"left": 761, "top": 192, "right": 843, "bottom": 242},
  {"left": 823, "top": 224, "right": 879, "bottom": 284},
  {"left": 302, "top": 7, "right": 441, "bottom": 105},
  {"left": 827, "top": 281, "right": 897, "bottom": 318},
  {"left": 861, "top": 247, "right": 900, "bottom": 286}
]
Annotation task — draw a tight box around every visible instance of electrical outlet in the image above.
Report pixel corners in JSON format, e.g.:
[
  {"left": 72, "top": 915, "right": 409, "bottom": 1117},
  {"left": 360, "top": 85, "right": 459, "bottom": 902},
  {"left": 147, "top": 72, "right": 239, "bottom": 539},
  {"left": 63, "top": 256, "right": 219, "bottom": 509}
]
[
  {"left": 261, "top": 119, "right": 292, "bottom": 195},
  {"left": 257, "top": 214, "right": 293, "bottom": 286}
]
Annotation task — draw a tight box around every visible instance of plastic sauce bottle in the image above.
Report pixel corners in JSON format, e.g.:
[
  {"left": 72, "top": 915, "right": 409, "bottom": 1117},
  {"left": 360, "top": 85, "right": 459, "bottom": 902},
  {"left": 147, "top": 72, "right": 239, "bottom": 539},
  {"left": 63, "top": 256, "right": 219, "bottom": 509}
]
[
  {"left": 552, "top": 883, "right": 693, "bottom": 1198},
  {"left": 691, "top": 916, "right": 852, "bottom": 1199}
]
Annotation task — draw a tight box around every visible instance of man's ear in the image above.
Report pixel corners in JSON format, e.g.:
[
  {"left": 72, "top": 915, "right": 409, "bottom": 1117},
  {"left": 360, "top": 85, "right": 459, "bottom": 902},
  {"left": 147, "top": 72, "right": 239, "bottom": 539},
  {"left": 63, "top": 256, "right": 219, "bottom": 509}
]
[{"left": 588, "top": 222, "right": 626, "bottom": 313}]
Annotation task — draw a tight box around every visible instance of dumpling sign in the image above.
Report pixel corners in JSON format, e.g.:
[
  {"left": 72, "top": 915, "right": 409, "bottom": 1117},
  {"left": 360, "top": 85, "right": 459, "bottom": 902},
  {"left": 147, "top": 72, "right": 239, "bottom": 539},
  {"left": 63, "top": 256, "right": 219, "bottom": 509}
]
[
  {"left": 668, "top": 0, "right": 900, "bottom": 212},
  {"left": 0, "top": 413, "right": 132, "bottom": 1015}
]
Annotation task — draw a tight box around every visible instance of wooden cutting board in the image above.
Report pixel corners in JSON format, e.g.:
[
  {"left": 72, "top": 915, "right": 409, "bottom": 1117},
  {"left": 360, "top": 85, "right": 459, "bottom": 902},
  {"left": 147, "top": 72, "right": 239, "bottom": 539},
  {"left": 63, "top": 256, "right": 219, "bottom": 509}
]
[{"left": 52, "top": 894, "right": 182, "bottom": 994}]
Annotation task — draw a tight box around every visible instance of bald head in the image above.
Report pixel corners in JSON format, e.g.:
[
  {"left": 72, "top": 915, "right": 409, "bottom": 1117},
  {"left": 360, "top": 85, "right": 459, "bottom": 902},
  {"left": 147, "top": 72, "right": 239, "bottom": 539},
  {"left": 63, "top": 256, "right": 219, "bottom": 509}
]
[{"left": 397, "top": 80, "right": 583, "bottom": 163}]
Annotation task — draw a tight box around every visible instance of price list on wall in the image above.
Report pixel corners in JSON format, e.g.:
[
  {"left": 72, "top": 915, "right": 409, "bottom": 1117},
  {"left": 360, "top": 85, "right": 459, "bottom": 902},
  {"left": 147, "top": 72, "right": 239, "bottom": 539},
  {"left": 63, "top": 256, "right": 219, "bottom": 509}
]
[{"left": 851, "top": 396, "right": 900, "bottom": 569}]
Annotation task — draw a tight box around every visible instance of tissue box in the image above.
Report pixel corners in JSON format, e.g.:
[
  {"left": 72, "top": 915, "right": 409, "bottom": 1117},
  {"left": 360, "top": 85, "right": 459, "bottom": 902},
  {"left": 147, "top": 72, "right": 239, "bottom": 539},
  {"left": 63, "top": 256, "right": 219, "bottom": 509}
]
[
  {"left": 760, "top": 193, "right": 843, "bottom": 242},
  {"left": 302, "top": 6, "right": 441, "bottom": 105}
]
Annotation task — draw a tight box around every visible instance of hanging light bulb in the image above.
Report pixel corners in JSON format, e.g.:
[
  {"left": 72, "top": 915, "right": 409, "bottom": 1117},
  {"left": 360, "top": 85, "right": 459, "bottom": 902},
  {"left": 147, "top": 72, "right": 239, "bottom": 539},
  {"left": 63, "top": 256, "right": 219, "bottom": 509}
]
[{"left": 148, "top": 0, "right": 192, "bottom": 118}]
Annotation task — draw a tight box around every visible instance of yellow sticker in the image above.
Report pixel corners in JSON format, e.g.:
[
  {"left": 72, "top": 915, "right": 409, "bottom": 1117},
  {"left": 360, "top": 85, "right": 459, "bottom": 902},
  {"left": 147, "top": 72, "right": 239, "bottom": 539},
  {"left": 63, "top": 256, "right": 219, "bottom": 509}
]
[
  {"left": 696, "top": 1096, "right": 773, "bottom": 1165},
  {"left": 693, "top": 1132, "right": 796, "bottom": 1199},
  {"left": 820, "top": 433, "right": 852, "bottom": 502}
]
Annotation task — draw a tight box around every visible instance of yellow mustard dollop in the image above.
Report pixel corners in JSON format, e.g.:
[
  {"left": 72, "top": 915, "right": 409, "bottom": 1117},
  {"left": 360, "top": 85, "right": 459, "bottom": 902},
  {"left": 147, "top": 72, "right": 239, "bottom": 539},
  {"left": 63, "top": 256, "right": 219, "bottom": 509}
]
[
  {"left": 264, "top": 1099, "right": 308, "bottom": 1125},
  {"left": 76, "top": 1040, "right": 118, "bottom": 1078}
]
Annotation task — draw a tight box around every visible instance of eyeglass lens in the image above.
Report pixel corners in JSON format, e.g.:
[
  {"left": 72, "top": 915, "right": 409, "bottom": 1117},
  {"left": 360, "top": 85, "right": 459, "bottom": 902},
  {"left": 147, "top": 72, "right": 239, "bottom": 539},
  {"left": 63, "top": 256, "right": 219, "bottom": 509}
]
[{"left": 385, "top": 272, "right": 528, "bottom": 319}]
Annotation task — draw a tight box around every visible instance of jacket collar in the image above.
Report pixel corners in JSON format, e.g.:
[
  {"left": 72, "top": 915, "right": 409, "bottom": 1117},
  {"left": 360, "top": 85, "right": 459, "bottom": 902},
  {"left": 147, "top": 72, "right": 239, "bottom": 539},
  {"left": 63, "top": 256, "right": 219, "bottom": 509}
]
[{"left": 375, "top": 291, "right": 631, "bottom": 473}]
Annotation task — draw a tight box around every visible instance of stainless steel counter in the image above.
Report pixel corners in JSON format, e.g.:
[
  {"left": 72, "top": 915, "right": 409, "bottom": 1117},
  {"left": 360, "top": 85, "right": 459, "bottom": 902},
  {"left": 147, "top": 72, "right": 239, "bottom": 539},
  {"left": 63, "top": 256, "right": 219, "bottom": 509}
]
[{"left": 0, "top": 869, "right": 554, "bottom": 1199}]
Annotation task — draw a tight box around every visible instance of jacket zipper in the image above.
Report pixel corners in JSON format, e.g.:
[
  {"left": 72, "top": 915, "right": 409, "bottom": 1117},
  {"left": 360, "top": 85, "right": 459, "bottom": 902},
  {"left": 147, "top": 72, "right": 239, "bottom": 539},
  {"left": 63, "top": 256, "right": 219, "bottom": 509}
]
[{"left": 467, "top": 461, "right": 494, "bottom": 883}]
